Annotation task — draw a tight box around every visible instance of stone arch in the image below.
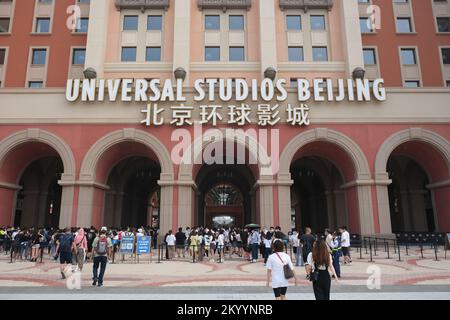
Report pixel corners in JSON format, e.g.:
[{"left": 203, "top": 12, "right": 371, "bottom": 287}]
[
  {"left": 0, "top": 129, "right": 76, "bottom": 227},
  {"left": 375, "top": 128, "right": 450, "bottom": 233},
  {"left": 80, "top": 128, "right": 174, "bottom": 182},
  {"left": 77, "top": 129, "right": 174, "bottom": 230},
  {"left": 178, "top": 128, "right": 273, "bottom": 182},
  {"left": 375, "top": 128, "right": 450, "bottom": 179},
  {"left": 278, "top": 128, "right": 371, "bottom": 181},
  {"left": 0, "top": 129, "right": 75, "bottom": 180},
  {"left": 277, "top": 128, "right": 373, "bottom": 235},
  {"left": 176, "top": 128, "right": 275, "bottom": 229}
]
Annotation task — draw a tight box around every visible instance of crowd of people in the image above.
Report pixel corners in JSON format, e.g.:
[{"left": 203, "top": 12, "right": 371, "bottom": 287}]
[{"left": 0, "top": 224, "right": 352, "bottom": 299}]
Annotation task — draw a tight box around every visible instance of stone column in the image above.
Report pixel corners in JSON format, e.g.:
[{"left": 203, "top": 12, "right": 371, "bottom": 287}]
[
  {"left": 177, "top": 181, "right": 196, "bottom": 228},
  {"left": 58, "top": 175, "right": 76, "bottom": 228},
  {"left": 21, "top": 190, "right": 40, "bottom": 227},
  {"left": 37, "top": 192, "right": 48, "bottom": 227},
  {"left": 172, "top": 0, "right": 191, "bottom": 83},
  {"left": 114, "top": 192, "right": 125, "bottom": 227},
  {"left": 374, "top": 172, "right": 393, "bottom": 235},
  {"left": 255, "top": 176, "right": 275, "bottom": 229},
  {"left": 259, "top": 0, "right": 278, "bottom": 75},
  {"left": 340, "top": 0, "right": 365, "bottom": 76},
  {"left": 85, "top": 0, "right": 110, "bottom": 77},
  {"left": 333, "top": 190, "right": 348, "bottom": 229},
  {"left": 277, "top": 173, "right": 294, "bottom": 233},
  {"left": 325, "top": 190, "right": 336, "bottom": 230},
  {"left": 158, "top": 175, "right": 175, "bottom": 233}
]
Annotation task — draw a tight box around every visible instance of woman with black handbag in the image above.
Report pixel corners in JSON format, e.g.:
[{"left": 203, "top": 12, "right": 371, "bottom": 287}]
[
  {"left": 266, "top": 239, "right": 298, "bottom": 300},
  {"left": 306, "top": 240, "right": 339, "bottom": 300}
]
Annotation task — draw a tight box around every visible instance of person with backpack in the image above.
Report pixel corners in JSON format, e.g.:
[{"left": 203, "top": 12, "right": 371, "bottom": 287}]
[
  {"left": 306, "top": 240, "right": 339, "bottom": 300},
  {"left": 56, "top": 228, "right": 76, "bottom": 279},
  {"left": 92, "top": 228, "right": 113, "bottom": 287},
  {"left": 266, "top": 239, "right": 298, "bottom": 300},
  {"left": 73, "top": 228, "right": 88, "bottom": 271},
  {"left": 86, "top": 227, "right": 97, "bottom": 261}
]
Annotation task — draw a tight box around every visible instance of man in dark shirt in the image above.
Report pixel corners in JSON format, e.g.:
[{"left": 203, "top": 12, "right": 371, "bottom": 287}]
[
  {"left": 175, "top": 228, "right": 186, "bottom": 258},
  {"left": 300, "top": 227, "right": 316, "bottom": 272}
]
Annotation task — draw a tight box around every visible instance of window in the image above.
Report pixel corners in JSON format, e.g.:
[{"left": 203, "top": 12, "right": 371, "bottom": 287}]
[
  {"left": 401, "top": 48, "right": 416, "bottom": 65},
  {"left": 396, "top": 18, "right": 412, "bottom": 32},
  {"left": 288, "top": 47, "right": 304, "bottom": 62},
  {"left": 205, "top": 15, "right": 220, "bottom": 30},
  {"left": 404, "top": 81, "right": 420, "bottom": 88},
  {"left": 72, "top": 49, "right": 86, "bottom": 65},
  {"left": 147, "top": 15, "right": 162, "bottom": 31},
  {"left": 123, "top": 15, "right": 138, "bottom": 31},
  {"left": 229, "top": 47, "right": 244, "bottom": 61},
  {"left": 363, "top": 48, "right": 377, "bottom": 65},
  {"left": 442, "top": 48, "right": 450, "bottom": 65},
  {"left": 312, "top": 47, "right": 328, "bottom": 62},
  {"left": 146, "top": 47, "right": 161, "bottom": 62},
  {"left": 360, "top": 17, "right": 372, "bottom": 33},
  {"left": 0, "top": 49, "right": 5, "bottom": 65},
  {"left": 286, "top": 15, "right": 301, "bottom": 30},
  {"left": 437, "top": 17, "right": 450, "bottom": 33},
  {"left": 38, "top": 0, "right": 52, "bottom": 3},
  {"left": 310, "top": 15, "right": 325, "bottom": 30},
  {"left": 205, "top": 47, "right": 220, "bottom": 61},
  {"left": 0, "top": 18, "right": 10, "bottom": 33},
  {"left": 121, "top": 47, "right": 136, "bottom": 62},
  {"left": 35, "top": 18, "right": 51, "bottom": 33},
  {"left": 31, "top": 49, "right": 47, "bottom": 65},
  {"left": 76, "top": 18, "right": 89, "bottom": 33},
  {"left": 229, "top": 15, "right": 244, "bottom": 30},
  {"left": 28, "top": 81, "right": 44, "bottom": 88}
]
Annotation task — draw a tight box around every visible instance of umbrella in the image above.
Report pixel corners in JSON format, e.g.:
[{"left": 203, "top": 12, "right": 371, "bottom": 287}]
[{"left": 244, "top": 224, "right": 260, "bottom": 229}]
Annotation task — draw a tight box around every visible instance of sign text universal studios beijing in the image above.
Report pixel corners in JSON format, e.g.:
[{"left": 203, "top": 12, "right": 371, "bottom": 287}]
[{"left": 66, "top": 78, "right": 386, "bottom": 127}]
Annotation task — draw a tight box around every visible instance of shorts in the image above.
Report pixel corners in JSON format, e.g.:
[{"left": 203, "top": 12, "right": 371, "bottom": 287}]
[
  {"left": 273, "top": 287, "right": 287, "bottom": 298},
  {"left": 342, "top": 247, "right": 350, "bottom": 256},
  {"left": 59, "top": 251, "right": 72, "bottom": 264}
]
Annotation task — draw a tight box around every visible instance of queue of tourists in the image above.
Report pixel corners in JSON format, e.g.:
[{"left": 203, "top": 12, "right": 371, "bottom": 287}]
[{"left": 0, "top": 224, "right": 352, "bottom": 299}]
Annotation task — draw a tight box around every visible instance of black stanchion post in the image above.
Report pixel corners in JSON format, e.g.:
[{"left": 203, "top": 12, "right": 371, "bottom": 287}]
[
  {"left": 369, "top": 240, "right": 373, "bottom": 262},
  {"left": 386, "top": 242, "right": 390, "bottom": 259},
  {"left": 420, "top": 244, "right": 424, "bottom": 259},
  {"left": 192, "top": 245, "right": 196, "bottom": 263},
  {"left": 359, "top": 241, "right": 363, "bottom": 260},
  {"left": 365, "top": 239, "right": 368, "bottom": 254},
  {"left": 434, "top": 243, "right": 439, "bottom": 261},
  {"left": 406, "top": 242, "right": 409, "bottom": 256},
  {"left": 397, "top": 241, "right": 401, "bottom": 262},
  {"left": 374, "top": 239, "right": 377, "bottom": 256}
]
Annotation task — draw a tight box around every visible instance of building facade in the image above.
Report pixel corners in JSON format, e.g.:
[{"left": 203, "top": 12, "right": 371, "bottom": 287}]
[{"left": 0, "top": 0, "right": 449, "bottom": 236}]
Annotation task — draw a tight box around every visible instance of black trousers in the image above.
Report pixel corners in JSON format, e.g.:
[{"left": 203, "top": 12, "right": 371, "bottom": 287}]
[
  {"left": 312, "top": 270, "right": 331, "bottom": 300},
  {"left": 93, "top": 256, "right": 107, "bottom": 284}
]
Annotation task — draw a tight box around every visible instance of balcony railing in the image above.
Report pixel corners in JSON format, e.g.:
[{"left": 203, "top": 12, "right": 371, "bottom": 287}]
[
  {"left": 115, "top": 0, "right": 170, "bottom": 11},
  {"left": 279, "top": 0, "right": 333, "bottom": 11},
  {"left": 197, "top": 0, "right": 252, "bottom": 11}
]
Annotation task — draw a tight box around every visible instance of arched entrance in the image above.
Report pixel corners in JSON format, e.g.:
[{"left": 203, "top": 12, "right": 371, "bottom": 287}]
[
  {"left": 387, "top": 155, "right": 435, "bottom": 232},
  {"left": 195, "top": 164, "right": 256, "bottom": 228},
  {"left": 104, "top": 156, "right": 161, "bottom": 228},
  {"left": 375, "top": 129, "right": 450, "bottom": 233},
  {"left": 278, "top": 129, "right": 372, "bottom": 234},
  {"left": 14, "top": 156, "right": 63, "bottom": 228},
  {"left": 0, "top": 130, "right": 76, "bottom": 227},
  {"left": 78, "top": 129, "right": 174, "bottom": 230},
  {"left": 290, "top": 157, "right": 347, "bottom": 233}
]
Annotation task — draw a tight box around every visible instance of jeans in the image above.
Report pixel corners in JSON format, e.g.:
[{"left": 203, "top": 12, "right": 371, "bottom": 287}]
[
  {"left": 294, "top": 246, "right": 304, "bottom": 267},
  {"left": 251, "top": 243, "right": 259, "bottom": 261},
  {"left": 93, "top": 256, "right": 108, "bottom": 285},
  {"left": 264, "top": 248, "right": 272, "bottom": 264},
  {"left": 332, "top": 251, "right": 341, "bottom": 278}
]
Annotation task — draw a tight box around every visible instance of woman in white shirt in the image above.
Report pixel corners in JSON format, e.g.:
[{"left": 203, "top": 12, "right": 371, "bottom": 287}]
[
  {"left": 306, "top": 239, "right": 339, "bottom": 300},
  {"left": 266, "top": 239, "right": 298, "bottom": 300}
]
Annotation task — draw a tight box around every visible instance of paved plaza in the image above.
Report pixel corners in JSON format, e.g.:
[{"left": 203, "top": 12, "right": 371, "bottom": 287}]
[{"left": 0, "top": 246, "right": 449, "bottom": 300}]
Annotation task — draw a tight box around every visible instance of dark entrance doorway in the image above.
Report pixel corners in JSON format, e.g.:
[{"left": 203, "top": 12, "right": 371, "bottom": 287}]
[
  {"left": 387, "top": 156, "right": 436, "bottom": 232},
  {"left": 196, "top": 164, "right": 256, "bottom": 228}
]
